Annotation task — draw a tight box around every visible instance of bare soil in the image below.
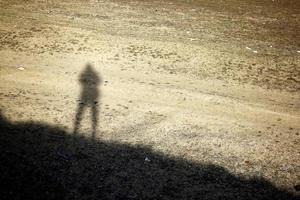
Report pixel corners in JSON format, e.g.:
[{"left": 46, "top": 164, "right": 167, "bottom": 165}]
[{"left": 0, "top": 0, "right": 299, "bottom": 199}]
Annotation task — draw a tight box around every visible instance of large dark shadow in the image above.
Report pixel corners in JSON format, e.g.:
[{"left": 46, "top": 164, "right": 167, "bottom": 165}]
[
  {"left": 73, "top": 64, "right": 101, "bottom": 138},
  {"left": 0, "top": 112, "right": 295, "bottom": 200}
]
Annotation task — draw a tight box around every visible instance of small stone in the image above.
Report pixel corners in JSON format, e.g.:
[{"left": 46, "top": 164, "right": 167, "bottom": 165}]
[
  {"left": 244, "top": 160, "right": 251, "bottom": 165},
  {"left": 144, "top": 156, "right": 150, "bottom": 162}
]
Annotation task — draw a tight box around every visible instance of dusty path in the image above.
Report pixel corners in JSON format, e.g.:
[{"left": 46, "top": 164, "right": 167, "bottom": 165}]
[{"left": 0, "top": 0, "right": 299, "bottom": 198}]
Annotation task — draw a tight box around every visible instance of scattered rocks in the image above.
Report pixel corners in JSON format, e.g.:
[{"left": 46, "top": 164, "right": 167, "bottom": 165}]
[{"left": 246, "top": 46, "right": 258, "bottom": 53}]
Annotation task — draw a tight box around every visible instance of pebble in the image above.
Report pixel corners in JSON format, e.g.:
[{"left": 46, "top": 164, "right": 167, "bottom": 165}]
[{"left": 144, "top": 156, "right": 151, "bottom": 162}]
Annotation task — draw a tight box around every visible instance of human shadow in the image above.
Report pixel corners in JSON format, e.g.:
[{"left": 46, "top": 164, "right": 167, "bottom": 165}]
[
  {"left": 0, "top": 112, "right": 296, "bottom": 200},
  {"left": 73, "top": 64, "right": 101, "bottom": 138}
]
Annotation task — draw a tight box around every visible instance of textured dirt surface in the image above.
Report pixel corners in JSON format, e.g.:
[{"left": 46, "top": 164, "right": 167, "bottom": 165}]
[{"left": 0, "top": 0, "right": 299, "bottom": 199}]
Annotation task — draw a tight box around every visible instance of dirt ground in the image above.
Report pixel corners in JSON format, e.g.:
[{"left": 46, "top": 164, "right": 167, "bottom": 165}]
[{"left": 0, "top": 0, "right": 299, "bottom": 199}]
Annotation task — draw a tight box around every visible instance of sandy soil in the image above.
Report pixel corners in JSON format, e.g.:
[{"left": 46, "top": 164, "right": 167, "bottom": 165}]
[{"left": 0, "top": 0, "right": 299, "bottom": 198}]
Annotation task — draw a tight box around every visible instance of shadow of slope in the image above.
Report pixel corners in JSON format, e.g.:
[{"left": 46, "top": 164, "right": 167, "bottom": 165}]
[{"left": 0, "top": 113, "right": 295, "bottom": 200}]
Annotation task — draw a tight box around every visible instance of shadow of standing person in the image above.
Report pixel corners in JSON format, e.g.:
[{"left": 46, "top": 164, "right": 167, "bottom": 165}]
[{"left": 73, "top": 63, "right": 101, "bottom": 139}]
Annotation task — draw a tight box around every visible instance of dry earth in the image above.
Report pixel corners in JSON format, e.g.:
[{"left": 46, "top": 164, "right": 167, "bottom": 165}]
[{"left": 0, "top": 0, "right": 299, "bottom": 199}]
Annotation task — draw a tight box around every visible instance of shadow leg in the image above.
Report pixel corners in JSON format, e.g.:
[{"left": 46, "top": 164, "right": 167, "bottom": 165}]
[
  {"left": 73, "top": 103, "right": 85, "bottom": 135},
  {"left": 91, "top": 103, "right": 99, "bottom": 139}
]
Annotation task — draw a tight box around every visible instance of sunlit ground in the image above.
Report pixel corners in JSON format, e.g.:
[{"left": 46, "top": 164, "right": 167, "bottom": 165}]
[{"left": 0, "top": 0, "right": 299, "bottom": 199}]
